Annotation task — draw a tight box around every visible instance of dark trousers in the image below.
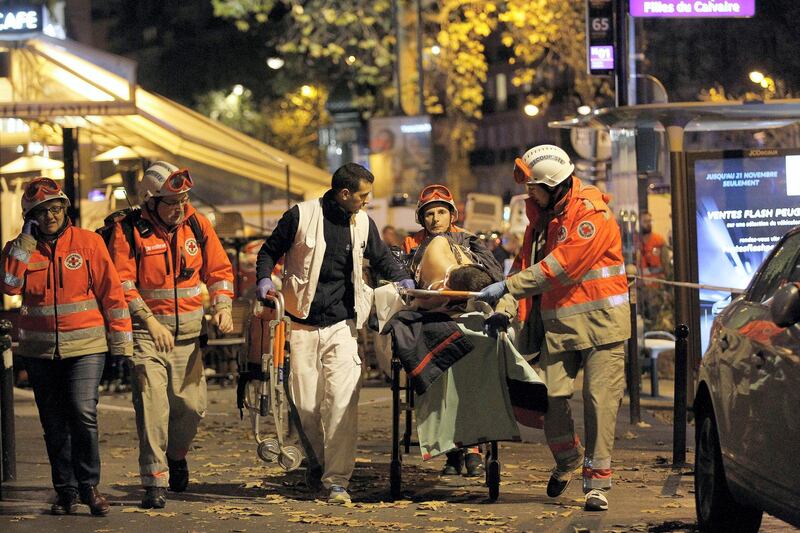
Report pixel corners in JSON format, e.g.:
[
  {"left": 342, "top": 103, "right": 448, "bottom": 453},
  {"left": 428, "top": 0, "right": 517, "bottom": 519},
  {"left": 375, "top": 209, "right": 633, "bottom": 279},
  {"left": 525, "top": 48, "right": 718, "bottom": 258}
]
[{"left": 26, "top": 353, "right": 106, "bottom": 493}]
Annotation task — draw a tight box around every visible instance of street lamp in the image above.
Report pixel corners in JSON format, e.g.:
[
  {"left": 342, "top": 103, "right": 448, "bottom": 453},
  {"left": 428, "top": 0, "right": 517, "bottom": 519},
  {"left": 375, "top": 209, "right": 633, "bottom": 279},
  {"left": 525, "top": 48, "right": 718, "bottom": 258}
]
[
  {"left": 266, "top": 57, "right": 284, "bottom": 70},
  {"left": 748, "top": 70, "right": 776, "bottom": 97},
  {"left": 748, "top": 70, "right": 764, "bottom": 84},
  {"left": 523, "top": 103, "right": 539, "bottom": 117}
]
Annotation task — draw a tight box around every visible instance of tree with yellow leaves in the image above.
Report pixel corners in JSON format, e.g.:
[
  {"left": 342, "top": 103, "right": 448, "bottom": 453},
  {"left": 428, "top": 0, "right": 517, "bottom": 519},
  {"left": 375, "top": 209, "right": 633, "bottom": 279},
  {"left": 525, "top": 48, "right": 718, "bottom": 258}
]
[{"left": 212, "top": 0, "right": 610, "bottom": 191}]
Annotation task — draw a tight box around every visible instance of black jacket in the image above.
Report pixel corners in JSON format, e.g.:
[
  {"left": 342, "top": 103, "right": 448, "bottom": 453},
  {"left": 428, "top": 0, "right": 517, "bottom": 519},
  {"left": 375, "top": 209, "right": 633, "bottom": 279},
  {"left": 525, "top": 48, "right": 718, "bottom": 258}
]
[
  {"left": 382, "top": 310, "right": 475, "bottom": 395},
  {"left": 256, "top": 190, "right": 410, "bottom": 327}
]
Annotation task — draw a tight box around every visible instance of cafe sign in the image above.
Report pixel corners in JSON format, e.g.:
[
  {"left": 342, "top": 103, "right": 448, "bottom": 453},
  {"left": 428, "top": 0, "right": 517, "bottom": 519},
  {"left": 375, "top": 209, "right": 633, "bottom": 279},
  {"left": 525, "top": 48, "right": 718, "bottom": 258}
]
[
  {"left": 0, "top": 5, "right": 43, "bottom": 35},
  {"left": 630, "top": 0, "right": 755, "bottom": 17}
]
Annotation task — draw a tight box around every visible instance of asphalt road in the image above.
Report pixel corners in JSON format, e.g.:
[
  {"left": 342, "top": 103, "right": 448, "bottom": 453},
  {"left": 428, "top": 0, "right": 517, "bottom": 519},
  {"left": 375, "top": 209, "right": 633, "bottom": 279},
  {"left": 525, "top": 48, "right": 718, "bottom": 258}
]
[{"left": 1, "top": 382, "right": 796, "bottom": 532}]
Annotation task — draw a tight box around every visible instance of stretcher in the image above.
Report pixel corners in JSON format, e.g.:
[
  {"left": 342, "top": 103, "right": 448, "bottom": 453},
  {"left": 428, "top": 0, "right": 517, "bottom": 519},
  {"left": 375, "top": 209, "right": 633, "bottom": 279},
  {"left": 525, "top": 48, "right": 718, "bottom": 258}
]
[
  {"left": 384, "top": 287, "right": 502, "bottom": 502},
  {"left": 236, "top": 293, "right": 304, "bottom": 471}
]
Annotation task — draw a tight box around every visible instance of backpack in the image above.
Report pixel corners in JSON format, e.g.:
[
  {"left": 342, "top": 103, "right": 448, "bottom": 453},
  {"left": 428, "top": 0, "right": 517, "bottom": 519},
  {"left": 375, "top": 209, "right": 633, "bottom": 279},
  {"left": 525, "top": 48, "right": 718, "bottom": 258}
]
[{"left": 97, "top": 207, "right": 207, "bottom": 264}]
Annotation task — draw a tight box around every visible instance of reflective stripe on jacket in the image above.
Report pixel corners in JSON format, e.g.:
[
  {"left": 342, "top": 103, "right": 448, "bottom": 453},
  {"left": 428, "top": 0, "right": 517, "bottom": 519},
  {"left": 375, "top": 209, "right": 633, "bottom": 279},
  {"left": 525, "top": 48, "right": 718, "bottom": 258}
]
[
  {"left": 108, "top": 204, "right": 234, "bottom": 341},
  {"left": 500, "top": 178, "right": 631, "bottom": 352},
  {"left": 1, "top": 225, "right": 133, "bottom": 359}
]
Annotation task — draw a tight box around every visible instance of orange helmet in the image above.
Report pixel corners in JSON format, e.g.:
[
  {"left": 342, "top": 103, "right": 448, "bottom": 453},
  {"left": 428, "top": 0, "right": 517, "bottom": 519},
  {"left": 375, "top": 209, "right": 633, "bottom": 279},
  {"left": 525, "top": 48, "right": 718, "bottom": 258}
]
[
  {"left": 21, "top": 177, "right": 70, "bottom": 216},
  {"left": 415, "top": 184, "right": 458, "bottom": 225}
]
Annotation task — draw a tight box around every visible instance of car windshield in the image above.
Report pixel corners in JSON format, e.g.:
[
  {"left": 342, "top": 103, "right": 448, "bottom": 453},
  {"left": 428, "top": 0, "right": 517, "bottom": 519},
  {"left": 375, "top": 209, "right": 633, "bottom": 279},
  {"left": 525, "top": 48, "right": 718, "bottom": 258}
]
[{"left": 747, "top": 231, "right": 800, "bottom": 303}]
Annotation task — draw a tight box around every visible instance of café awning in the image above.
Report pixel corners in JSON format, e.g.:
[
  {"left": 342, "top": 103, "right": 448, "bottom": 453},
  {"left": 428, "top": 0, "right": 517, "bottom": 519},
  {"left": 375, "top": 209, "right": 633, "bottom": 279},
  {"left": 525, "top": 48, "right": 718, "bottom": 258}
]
[{"left": 0, "top": 36, "right": 330, "bottom": 197}]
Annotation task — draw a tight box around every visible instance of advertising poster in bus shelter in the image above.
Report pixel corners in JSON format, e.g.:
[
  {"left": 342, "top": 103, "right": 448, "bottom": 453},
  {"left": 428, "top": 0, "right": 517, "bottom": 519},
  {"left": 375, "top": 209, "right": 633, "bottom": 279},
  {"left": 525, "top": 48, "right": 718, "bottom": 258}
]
[
  {"left": 368, "top": 116, "right": 432, "bottom": 199},
  {"left": 692, "top": 149, "right": 800, "bottom": 349}
]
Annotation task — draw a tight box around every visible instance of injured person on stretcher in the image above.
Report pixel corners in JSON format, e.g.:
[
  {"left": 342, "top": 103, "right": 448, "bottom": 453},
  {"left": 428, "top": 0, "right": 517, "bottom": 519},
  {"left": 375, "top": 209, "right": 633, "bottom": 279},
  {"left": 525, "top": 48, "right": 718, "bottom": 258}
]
[
  {"left": 376, "top": 232, "right": 545, "bottom": 480},
  {"left": 412, "top": 234, "right": 495, "bottom": 314}
]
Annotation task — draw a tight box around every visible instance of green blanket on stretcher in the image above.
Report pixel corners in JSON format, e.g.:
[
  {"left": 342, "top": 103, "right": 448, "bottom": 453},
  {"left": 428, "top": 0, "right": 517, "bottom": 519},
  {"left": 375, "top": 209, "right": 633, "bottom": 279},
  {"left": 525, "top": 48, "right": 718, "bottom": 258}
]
[{"left": 414, "top": 311, "right": 548, "bottom": 460}]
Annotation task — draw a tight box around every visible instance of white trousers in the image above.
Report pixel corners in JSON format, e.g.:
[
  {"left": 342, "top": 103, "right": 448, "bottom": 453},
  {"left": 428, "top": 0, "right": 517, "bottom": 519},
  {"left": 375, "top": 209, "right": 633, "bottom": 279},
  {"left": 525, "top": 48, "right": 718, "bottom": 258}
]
[{"left": 289, "top": 319, "right": 362, "bottom": 489}]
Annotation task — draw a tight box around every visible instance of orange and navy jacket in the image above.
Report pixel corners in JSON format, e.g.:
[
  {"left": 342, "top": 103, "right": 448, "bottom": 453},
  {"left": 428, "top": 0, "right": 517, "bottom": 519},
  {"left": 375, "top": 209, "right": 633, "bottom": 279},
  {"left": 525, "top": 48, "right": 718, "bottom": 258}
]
[
  {"left": 499, "top": 177, "right": 631, "bottom": 352},
  {"left": 108, "top": 203, "right": 234, "bottom": 342},
  {"left": 1, "top": 224, "right": 133, "bottom": 359}
]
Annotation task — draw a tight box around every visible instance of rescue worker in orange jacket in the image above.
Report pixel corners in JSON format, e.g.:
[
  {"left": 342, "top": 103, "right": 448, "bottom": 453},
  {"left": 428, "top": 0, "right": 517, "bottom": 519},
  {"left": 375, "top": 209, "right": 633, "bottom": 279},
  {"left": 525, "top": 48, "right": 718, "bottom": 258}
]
[
  {"left": 108, "top": 161, "right": 234, "bottom": 509},
  {"left": 403, "top": 184, "right": 503, "bottom": 287},
  {"left": 476, "top": 145, "right": 631, "bottom": 512},
  {"left": 1, "top": 177, "right": 133, "bottom": 516},
  {"left": 639, "top": 211, "right": 669, "bottom": 282}
]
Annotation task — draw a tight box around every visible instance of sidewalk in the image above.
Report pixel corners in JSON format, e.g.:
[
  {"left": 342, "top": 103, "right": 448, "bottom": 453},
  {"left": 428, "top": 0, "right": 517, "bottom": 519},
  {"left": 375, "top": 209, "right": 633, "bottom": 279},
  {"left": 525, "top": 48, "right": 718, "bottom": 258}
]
[{"left": 0, "top": 381, "right": 790, "bottom": 532}]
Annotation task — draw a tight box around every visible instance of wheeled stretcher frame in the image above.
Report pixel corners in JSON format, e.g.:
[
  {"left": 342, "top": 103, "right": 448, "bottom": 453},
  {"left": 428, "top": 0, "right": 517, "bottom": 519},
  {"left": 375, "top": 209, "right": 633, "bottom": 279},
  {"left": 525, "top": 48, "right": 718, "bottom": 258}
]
[
  {"left": 389, "top": 288, "right": 502, "bottom": 502},
  {"left": 237, "top": 293, "right": 303, "bottom": 471}
]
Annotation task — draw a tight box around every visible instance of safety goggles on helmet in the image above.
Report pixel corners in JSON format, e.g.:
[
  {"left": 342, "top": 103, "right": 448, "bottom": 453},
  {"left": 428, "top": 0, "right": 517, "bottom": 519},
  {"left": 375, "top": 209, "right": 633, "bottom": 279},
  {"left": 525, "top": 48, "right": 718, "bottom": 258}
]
[
  {"left": 23, "top": 177, "right": 62, "bottom": 202},
  {"left": 513, "top": 158, "right": 533, "bottom": 185},
  {"left": 163, "top": 169, "right": 193, "bottom": 194},
  {"left": 419, "top": 184, "right": 454, "bottom": 204}
]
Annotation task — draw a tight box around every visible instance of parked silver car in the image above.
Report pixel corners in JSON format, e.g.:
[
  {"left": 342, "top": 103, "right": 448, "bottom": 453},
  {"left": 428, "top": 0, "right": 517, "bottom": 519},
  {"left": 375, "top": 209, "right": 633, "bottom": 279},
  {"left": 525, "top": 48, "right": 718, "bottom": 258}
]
[{"left": 694, "top": 226, "right": 800, "bottom": 532}]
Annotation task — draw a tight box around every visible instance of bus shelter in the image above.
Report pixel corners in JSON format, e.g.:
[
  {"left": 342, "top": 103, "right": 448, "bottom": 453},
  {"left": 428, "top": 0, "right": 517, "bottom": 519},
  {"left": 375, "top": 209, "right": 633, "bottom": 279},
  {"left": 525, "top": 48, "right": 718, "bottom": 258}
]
[{"left": 550, "top": 101, "right": 800, "bottom": 459}]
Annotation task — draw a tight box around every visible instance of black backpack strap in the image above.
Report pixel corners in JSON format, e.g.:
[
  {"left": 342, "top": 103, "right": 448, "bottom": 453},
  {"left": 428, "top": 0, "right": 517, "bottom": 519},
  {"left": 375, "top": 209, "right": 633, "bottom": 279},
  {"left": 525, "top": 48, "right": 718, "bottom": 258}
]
[
  {"left": 187, "top": 213, "right": 207, "bottom": 247},
  {"left": 120, "top": 215, "right": 137, "bottom": 260}
]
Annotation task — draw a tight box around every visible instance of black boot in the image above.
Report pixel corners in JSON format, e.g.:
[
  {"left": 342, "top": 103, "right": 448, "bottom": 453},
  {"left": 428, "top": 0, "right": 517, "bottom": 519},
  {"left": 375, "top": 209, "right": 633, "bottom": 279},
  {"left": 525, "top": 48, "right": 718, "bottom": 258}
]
[
  {"left": 141, "top": 487, "right": 167, "bottom": 509},
  {"left": 168, "top": 457, "right": 189, "bottom": 492},
  {"left": 51, "top": 489, "right": 79, "bottom": 515}
]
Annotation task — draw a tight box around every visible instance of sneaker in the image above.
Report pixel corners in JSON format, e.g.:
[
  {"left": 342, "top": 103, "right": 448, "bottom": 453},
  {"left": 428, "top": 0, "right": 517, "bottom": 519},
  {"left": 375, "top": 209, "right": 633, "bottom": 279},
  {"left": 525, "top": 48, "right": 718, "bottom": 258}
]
[
  {"left": 463, "top": 453, "right": 484, "bottom": 477},
  {"left": 327, "top": 485, "right": 351, "bottom": 504},
  {"left": 141, "top": 487, "right": 167, "bottom": 509},
  {"left": 546, "top": 468, "right": 573, "bottom": 498},
  {"left": 51, "top": 489, "right": 79, "bottom": 515},
  {"left": 584, "top": 489, "right": 609, "bottom": 511},
  {"left": 167, "top": 457, "right": 189, "bottom": 492},
  {"left": 440, "top": 450, "right": 463, "bottom": 477}
]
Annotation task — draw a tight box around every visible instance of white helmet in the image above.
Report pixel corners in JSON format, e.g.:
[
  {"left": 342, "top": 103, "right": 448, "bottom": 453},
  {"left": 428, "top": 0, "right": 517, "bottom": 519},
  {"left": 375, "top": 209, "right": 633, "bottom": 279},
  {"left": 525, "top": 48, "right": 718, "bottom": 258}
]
[
  {"left": 21, "top": 177, "right": 70, "bottom": 216},
  {"left": 140, "top": 161, "right": 194, "bottom": 202},
  {"left": 515, "top": 144, "right": 574, "bottom": 188}
]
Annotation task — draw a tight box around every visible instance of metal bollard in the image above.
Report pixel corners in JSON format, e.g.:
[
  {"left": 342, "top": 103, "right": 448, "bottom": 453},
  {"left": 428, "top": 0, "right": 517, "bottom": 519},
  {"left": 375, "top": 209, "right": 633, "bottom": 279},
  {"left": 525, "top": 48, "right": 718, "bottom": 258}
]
[
  {"left": 672, "top": 323, "right": 689, "bottom": 467},
  {"left": 0, "top": 319, "right": 15, "bottom": 482},
  {"left": 627, "top": 279, "right": 641, "bottom": 424}
]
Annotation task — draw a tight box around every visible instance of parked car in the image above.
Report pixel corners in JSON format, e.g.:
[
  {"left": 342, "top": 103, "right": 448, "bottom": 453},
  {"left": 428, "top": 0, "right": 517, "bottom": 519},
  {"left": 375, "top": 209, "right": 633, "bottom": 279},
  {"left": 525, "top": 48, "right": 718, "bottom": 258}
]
[{"left": 694, "top": 226, "right": 800, "bottom": 532}]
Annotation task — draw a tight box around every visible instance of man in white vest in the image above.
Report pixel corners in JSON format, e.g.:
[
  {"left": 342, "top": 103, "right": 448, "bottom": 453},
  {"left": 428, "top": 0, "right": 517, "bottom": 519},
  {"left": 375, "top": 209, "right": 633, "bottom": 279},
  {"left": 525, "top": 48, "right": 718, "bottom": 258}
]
[{"left": 255, "top": 163, "right": 414, "bottom": 503}]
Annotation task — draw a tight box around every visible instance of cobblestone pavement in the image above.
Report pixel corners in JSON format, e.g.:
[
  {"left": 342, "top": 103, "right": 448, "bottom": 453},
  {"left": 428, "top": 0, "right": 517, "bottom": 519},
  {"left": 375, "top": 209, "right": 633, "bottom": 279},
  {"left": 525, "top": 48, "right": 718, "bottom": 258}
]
[{"left": 1, "top": 382, "right": 796, "bottom": 532}]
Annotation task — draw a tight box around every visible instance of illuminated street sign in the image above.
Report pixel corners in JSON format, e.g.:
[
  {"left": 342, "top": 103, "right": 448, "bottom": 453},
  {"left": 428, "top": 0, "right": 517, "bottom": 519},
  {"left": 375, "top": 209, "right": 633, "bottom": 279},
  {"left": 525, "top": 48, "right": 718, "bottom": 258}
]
[
  {"left": 630, "top": 0, "right": 755, "bottom": 18},
  {"left": 586, "top": 0, "right": 615, "bottom": 76}
]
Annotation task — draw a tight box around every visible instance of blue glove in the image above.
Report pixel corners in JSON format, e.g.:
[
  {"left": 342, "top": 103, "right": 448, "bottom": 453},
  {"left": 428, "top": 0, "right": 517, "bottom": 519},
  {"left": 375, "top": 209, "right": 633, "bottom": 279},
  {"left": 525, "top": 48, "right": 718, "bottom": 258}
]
[
  {"left": 257, "top": 277, "right": 276, "bottom": 300},
  {"left": 484, "top": 312, "right": 510, "bottom": 339},
  {"left": 397, "top": 278, "right": 415, "bottom": 290},
  {"left": 22, "top": 219, "right": 38, "bottom": 235},
  {"left": 476, "top": 280, "right": 507, "bottom": 306}
]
